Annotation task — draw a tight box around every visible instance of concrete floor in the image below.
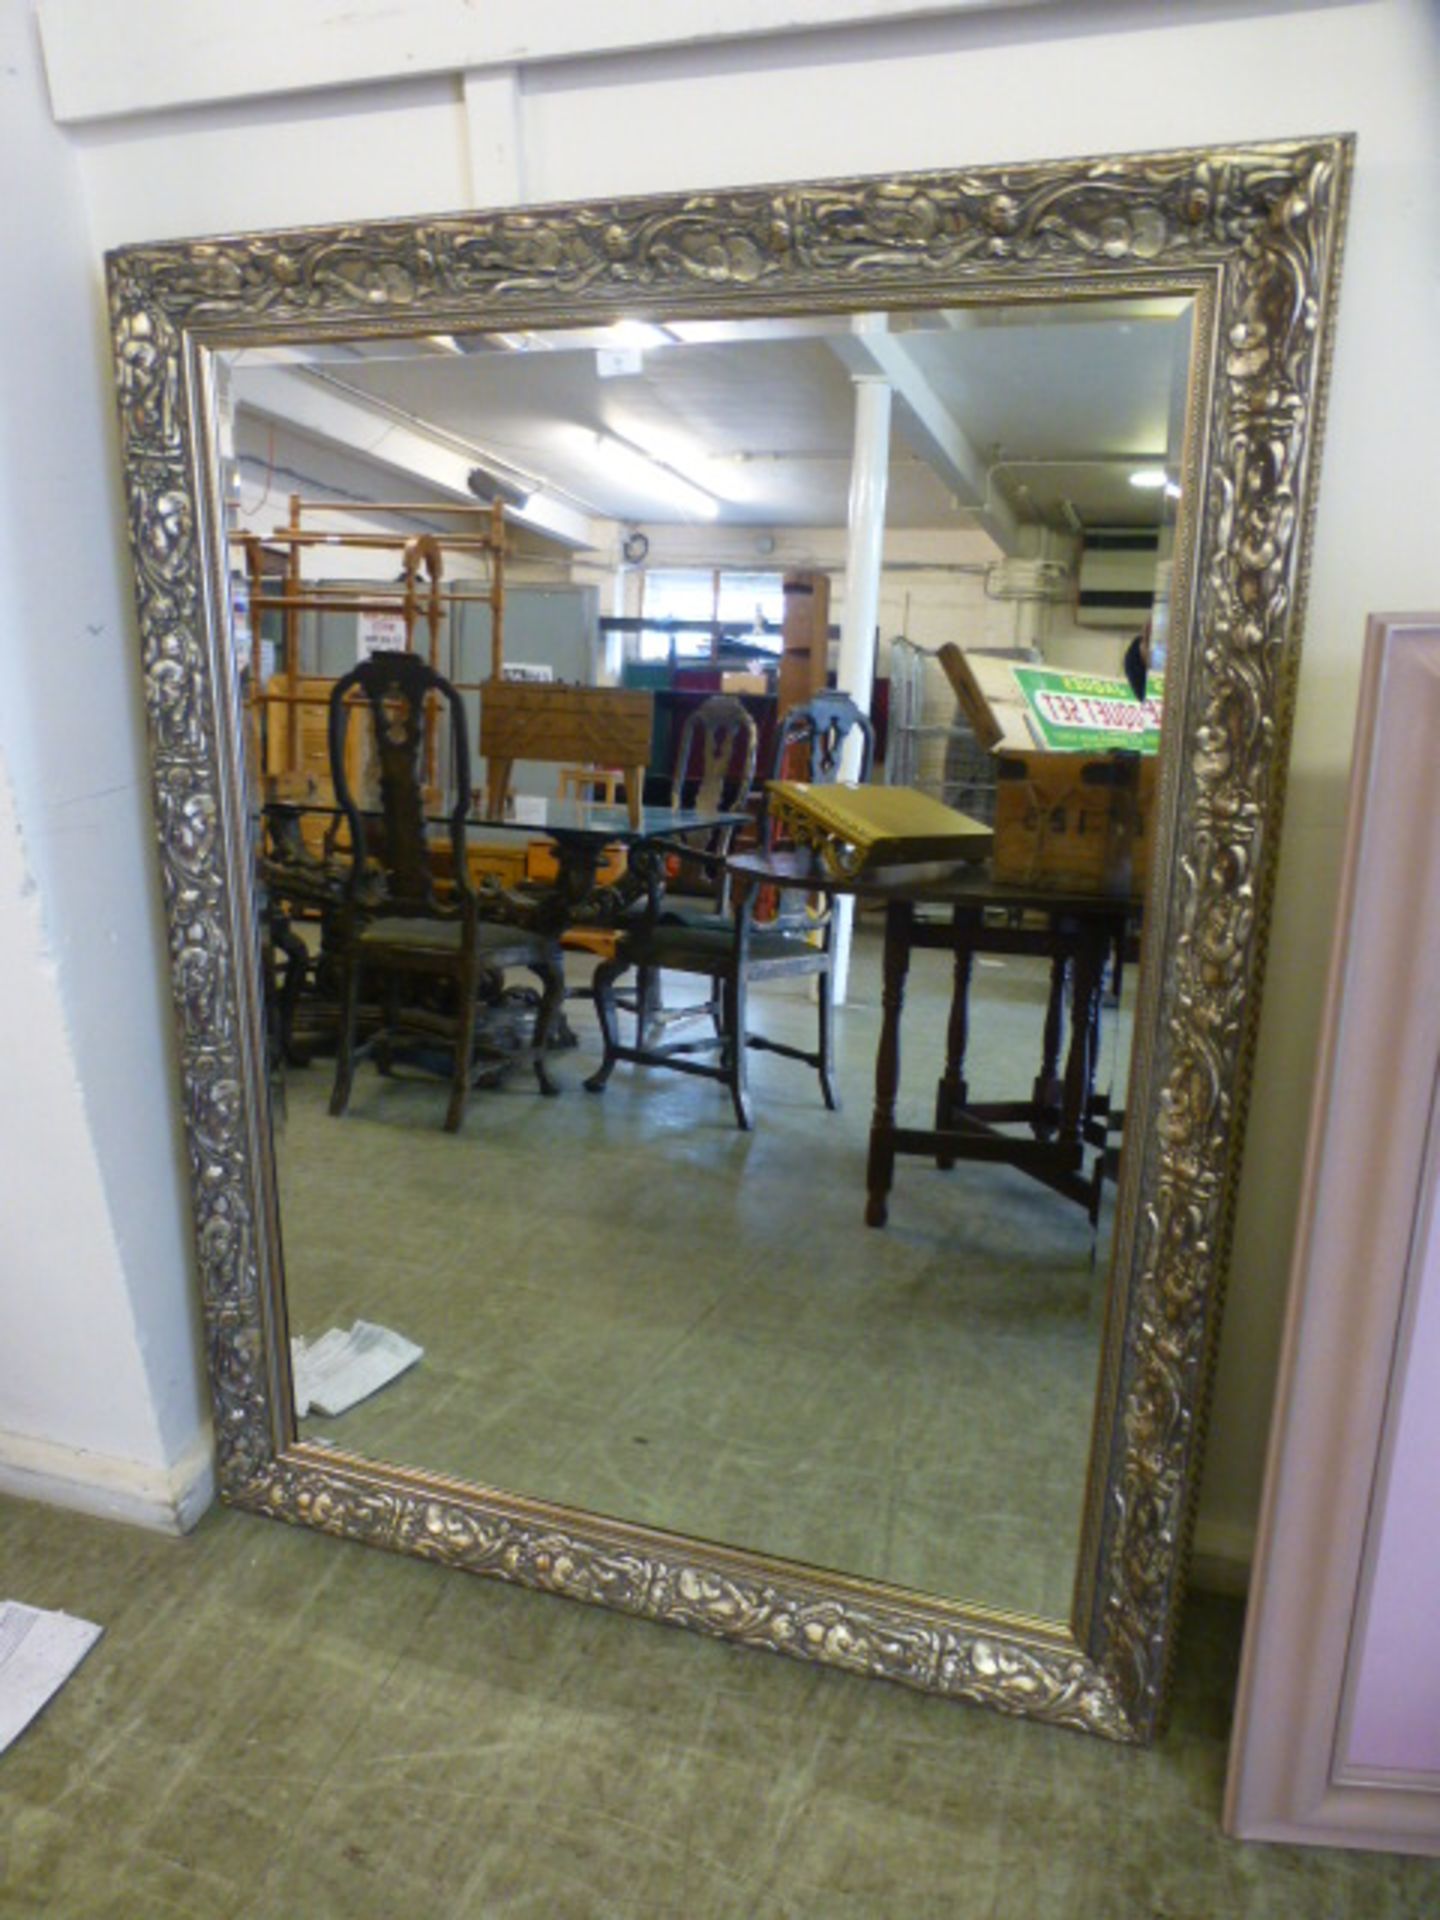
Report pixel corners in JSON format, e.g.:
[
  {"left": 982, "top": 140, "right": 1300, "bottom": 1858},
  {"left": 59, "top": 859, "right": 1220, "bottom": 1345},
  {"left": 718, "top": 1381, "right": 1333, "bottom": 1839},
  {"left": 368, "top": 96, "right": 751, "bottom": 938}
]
[
  {"left": 277, "top": 924, "right": 1123, "bottom": 1623},
  {"left": 3, "top": 1492, "right": 1438, "bottom": 1918}
]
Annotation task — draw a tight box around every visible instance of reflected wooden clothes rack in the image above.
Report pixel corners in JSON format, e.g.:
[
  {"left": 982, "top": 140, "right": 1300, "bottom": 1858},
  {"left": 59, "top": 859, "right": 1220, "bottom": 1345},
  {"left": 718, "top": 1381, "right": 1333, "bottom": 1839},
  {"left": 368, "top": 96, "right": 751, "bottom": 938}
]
[
  {"left": 234, "top": 496, "right": 652, "bottom": 830},
  {"left": 233, "top": 495, "right": 507, "bottom": 808}
]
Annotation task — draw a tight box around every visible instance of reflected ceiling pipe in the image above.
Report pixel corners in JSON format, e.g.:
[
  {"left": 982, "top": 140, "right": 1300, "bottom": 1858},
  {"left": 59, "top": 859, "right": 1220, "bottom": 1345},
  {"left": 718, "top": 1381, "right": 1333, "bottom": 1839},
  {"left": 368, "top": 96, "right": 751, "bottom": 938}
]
[{"left": 832, "top": 312, "right": 894, "bottom": 1005}]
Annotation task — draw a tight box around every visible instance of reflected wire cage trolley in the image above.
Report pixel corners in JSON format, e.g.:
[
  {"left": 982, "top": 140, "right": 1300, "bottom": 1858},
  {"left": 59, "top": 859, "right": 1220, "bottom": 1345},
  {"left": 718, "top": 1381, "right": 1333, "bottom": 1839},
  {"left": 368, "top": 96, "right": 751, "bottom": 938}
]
[{"left": 887, "top": 636, "right": 998, "bottom": 824}]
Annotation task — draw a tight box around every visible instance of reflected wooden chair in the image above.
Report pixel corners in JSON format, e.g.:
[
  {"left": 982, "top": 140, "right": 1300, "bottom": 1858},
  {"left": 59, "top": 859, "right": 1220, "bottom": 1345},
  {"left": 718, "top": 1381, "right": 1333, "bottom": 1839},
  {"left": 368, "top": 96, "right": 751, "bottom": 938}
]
[
  {"left": 327, "top": 651, "right": 565, "bottom": 1132},
  {"left": 557, "top": 693, "right": 760, "bottom": 1012},
  {"left": 622, "top": 692, "right": 761, "bottom": 1040},
  {"left": 658, "top": 693, "right": 760, "bottom": 914},
  {"left": 586, "top": 693, "right": 873, "bottom": 1129}
]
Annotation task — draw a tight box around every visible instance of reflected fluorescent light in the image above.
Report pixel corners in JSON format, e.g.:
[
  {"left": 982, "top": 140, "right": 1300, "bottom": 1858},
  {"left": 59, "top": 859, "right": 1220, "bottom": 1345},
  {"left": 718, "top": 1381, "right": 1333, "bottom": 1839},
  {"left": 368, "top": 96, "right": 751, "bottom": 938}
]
[
  {"left": 605, "top": 320, "right": 674, "bottom": 349},
  {"left": 427, "top": 334, "right": 465, "bottom": 355},
  {"left": 592, "top": 433, "right": 719, "bottom": 519},
  {"left": 611, "top": 421, "right": 753, "bottom": 505}
]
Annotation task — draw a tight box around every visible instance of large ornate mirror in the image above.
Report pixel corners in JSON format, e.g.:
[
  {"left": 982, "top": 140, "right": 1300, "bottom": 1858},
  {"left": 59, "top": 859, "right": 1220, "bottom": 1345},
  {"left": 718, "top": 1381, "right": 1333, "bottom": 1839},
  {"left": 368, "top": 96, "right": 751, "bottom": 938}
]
[{"left": 109, "top": 137, "right": 1350, "bottom": 1744}]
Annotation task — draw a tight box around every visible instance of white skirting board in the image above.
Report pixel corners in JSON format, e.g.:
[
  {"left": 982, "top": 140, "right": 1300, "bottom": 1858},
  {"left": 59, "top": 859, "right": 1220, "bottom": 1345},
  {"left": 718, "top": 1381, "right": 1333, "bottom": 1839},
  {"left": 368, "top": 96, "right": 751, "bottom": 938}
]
[{"left": 0, "top": 1424, "right": 214, "bottom": 1535}]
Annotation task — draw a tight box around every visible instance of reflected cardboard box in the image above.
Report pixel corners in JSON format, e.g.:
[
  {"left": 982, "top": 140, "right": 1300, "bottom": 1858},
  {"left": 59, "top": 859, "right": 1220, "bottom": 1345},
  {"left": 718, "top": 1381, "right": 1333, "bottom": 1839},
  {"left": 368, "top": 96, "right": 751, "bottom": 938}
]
[{"left": 939, "top": 643, "right": 1159, "bottom": 898}]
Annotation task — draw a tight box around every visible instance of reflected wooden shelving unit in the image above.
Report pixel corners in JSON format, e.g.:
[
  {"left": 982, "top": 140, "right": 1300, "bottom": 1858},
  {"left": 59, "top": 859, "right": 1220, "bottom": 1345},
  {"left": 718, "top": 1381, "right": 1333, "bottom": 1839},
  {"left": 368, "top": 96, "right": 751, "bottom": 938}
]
[
  {"left": 777, "top": 570, "right": 831, "bottom": 716},
  {"left": 232, "top": 494, "right": 507, "bottom": 820}
]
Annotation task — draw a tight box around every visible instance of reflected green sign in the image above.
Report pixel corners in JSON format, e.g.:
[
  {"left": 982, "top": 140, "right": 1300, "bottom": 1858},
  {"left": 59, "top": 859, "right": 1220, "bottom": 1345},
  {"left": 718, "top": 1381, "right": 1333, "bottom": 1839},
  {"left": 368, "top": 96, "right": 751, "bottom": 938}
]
[{"left": 1012, "top": 666, "right": 1164, "bottom": 754}]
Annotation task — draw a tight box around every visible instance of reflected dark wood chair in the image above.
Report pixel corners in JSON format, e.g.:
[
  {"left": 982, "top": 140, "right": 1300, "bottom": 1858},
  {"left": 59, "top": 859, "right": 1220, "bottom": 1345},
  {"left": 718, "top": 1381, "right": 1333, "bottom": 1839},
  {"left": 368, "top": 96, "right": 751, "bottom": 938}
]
[
  {"left": 620, "top": 692, "right": 759, "bottom": 1040},
  {"left": 660, "top": 693, "right": 760, "bottom": 913},
  {"left": 258, "top": 802, "right": 355, "bottom": 1068},
  {"left": 587, "top": 692, "right": 874, "bottom": 1129},
  {"left": 327, "top": 650, "right": 565, "bottom": 1132}
]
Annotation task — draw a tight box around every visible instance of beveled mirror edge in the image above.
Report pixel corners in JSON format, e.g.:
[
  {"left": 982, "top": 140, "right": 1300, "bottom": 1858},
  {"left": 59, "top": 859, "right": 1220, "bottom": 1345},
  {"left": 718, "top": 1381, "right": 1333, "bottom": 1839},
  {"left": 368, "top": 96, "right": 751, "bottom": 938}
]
[{"left": 108, "top": 135, "right": 1354, "bottom": 1744}]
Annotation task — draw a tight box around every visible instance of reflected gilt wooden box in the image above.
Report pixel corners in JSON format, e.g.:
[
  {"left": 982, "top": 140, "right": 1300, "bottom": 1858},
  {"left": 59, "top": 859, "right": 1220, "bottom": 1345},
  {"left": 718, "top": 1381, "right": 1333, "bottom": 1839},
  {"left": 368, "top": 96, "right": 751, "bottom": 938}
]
[{"left": 764, "top": 780, "right": 992, "bottom": 876}]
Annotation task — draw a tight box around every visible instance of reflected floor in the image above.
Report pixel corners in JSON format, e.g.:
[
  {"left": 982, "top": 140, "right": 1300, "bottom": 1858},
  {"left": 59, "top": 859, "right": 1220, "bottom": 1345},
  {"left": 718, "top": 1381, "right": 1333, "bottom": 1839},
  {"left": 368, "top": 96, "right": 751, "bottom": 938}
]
[{"left": 277, "top": 918, "right": 1130, "bottom": 1623}]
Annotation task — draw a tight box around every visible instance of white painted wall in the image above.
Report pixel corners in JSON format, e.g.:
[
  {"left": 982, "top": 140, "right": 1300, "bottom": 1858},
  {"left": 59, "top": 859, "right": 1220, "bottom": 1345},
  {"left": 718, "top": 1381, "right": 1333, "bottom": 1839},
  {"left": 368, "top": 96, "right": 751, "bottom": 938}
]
[
  {"left": 9, "top": 0, "right": 1439, "bottom": 1570},
  {"left": 39, "top": 0, "right": 1038, "bottom": 123},
  {"left": 0, "top": 773, "right": 163, "bottom": 1491},
  {"left": 0, "top": 0, "right": 208, "bottom": 1527},
  {"left": 633, "top": 522, "right": 1011, "bottom": 649}
]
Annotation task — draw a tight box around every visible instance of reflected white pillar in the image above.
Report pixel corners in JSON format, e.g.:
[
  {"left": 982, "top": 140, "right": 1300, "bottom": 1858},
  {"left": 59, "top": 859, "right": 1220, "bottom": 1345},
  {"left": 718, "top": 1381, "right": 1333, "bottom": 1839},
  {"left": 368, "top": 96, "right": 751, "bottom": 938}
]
[{"left": 832, "top": 358, "right": 892, "bottom": 1003}]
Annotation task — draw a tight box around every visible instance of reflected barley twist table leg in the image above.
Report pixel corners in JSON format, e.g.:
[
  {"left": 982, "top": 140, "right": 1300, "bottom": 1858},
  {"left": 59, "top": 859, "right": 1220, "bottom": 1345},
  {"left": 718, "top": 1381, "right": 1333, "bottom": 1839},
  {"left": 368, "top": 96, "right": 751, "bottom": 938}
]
[
  {"left": 1060, "top": 922, "right": 1108, "bottom": 1155},
  {"left": 1032, "top": 950, "right": 1070, "bottom": 1141},
  {"left": 866, "top": 897, "right": 913, "bottom": 1228},
  {"left": 935, "top": 904, "right": 976, "bottom": 1169}
]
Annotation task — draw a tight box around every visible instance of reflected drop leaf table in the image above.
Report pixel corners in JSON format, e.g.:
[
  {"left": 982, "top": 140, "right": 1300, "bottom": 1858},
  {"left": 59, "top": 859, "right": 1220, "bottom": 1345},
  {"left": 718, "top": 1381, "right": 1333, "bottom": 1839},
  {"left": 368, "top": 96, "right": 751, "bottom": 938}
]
[{"left": 727, "top": 851, "right": 1141, "bottom": 1228}]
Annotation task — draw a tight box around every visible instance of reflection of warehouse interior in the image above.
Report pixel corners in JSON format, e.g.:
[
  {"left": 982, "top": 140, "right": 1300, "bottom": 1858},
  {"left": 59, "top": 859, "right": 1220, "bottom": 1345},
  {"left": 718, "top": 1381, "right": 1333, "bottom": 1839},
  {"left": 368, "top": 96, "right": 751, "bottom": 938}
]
[
  {"left": 228, "top": 301, "right": 1185, "bottom": 832},
  {"left": 229, "top": 300, "right": 1173, "bottom": 1624}
]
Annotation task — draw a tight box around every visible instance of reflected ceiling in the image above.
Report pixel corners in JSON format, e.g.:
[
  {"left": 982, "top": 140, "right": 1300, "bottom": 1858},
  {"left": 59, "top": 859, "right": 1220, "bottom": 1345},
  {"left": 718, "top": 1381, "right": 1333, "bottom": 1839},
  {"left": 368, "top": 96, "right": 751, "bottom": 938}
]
[{"left": 231, "top": 299, "right": 1190, "bottom": 538}]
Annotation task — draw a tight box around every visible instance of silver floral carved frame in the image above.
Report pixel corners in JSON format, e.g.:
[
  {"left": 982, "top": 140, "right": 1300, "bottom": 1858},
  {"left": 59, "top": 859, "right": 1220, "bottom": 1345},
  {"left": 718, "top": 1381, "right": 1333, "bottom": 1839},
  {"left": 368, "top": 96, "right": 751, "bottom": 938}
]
[{"left": 108, "top": 136, "right": 1351, "bottom": 1744}]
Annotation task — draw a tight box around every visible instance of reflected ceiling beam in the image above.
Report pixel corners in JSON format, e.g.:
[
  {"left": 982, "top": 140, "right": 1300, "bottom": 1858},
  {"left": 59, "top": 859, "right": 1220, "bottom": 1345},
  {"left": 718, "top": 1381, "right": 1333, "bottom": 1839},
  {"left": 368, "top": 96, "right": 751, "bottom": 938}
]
[
  {"left": 827, "top": 326, "right": 1019, "bottom": 554},
  {"left": 231, "top": 367, "right": 601, "bottom": 551}
]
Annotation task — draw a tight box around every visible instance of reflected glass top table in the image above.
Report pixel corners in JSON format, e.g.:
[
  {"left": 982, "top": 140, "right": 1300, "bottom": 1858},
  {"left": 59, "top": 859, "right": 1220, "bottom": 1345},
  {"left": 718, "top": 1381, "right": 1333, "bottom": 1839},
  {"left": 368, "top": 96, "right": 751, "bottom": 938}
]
[
  {"left": 259, "top": 798, "right": 748, "bottom": 1069},
  {"left": 263, "top": 797, "right": 747, "bottom": 931}
]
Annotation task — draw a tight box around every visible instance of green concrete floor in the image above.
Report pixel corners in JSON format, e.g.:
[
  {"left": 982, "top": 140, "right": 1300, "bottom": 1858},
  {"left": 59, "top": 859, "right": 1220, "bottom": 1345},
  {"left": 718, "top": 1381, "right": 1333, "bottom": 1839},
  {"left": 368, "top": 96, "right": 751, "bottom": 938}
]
[
  {"left": 277, "top": 927, "right": 1124, "bottom": 1624},
  {"left": 3, "top": 1493, "right": 1438, "bottom": 1917}
]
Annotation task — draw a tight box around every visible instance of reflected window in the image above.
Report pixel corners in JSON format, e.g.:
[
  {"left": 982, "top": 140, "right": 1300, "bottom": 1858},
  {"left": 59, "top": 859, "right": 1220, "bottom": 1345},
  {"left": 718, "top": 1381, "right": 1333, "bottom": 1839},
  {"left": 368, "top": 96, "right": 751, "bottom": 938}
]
[{"left": 637, "top": 568, "right": 785, "bottom": 661}]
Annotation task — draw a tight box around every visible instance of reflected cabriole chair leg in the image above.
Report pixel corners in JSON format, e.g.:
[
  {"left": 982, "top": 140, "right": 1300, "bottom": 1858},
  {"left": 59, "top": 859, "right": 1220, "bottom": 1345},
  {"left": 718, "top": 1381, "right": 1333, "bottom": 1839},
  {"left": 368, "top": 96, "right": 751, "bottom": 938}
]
[
  {"left": 725, "top": 967, "right": 753, "bottom": 1131},
  {"left": 446, "top": 962, "right": 479, "bottom": 1133},
  {"left": 635, "top": 962, "right": 659, "bottom": 1048},
  {"left": 329, "top": 954, "right": 361, "bottom": 1116},
  {"left": 585, "top": 954, "right": 625, "bottom": 1092},
  {"left": 532, "top": 954, "right": 564, "bottom": 1097},
  {"left": 708, "top": 971, "right": 725, "bottom": 1041},
  {"left": 818, "top": 961, "right": 840, "bottom": 1112}
]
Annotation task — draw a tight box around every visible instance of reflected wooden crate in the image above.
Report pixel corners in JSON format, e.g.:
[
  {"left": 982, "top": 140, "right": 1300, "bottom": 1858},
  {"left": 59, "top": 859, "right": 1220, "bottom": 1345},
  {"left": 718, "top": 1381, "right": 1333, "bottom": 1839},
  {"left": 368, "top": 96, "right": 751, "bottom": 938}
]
[
  {"left": 938, "top": 642, "right": 1159, "bottom": 897},
  {"left": 481, "top": 683, "right": 653, "bottom": 824},
  {"left": 994, "top": 751, "right": 1157, "bottom": 896}
]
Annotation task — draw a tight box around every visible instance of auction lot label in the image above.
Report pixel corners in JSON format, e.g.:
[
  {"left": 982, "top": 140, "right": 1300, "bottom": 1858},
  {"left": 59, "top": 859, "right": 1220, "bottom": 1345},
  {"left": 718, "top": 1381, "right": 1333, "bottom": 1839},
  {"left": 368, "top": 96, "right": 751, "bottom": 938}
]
[{"left": 1013, "top": 666, "right": 1164, "bottom": 754}]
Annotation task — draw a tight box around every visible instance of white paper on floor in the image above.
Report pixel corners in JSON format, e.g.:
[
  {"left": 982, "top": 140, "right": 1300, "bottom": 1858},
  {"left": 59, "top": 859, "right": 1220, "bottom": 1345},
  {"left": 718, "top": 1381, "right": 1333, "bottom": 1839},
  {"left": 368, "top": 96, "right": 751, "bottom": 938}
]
[
  {"left": 291, "top": 1319, "right": 423, "bottom": 1418},
  {"left": 0, "top": 1600, "right": 103, "bottom": 1754}
]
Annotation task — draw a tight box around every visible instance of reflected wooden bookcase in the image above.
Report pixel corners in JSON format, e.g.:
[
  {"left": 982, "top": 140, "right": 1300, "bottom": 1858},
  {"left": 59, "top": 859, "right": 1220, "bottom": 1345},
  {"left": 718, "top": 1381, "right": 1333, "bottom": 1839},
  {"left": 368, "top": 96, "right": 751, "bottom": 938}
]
[{"left": 777, "top": 570, "right": 831, "bottom": 715}]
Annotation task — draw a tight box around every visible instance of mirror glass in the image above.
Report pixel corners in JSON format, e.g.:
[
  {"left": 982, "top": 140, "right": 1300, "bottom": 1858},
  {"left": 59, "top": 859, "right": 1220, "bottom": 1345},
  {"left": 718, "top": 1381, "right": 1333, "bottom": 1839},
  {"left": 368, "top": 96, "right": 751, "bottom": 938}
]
[{"left": 220, "top": 293, "right": 1190, "bottom": 1624}]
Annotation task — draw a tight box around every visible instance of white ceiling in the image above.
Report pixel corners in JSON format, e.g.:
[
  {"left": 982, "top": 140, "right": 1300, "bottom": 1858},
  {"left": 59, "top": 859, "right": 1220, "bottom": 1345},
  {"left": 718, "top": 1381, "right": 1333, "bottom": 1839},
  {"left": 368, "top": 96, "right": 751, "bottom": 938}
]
[{"left": 232, "top": 296, "right": 1191, "bottom": 541}]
